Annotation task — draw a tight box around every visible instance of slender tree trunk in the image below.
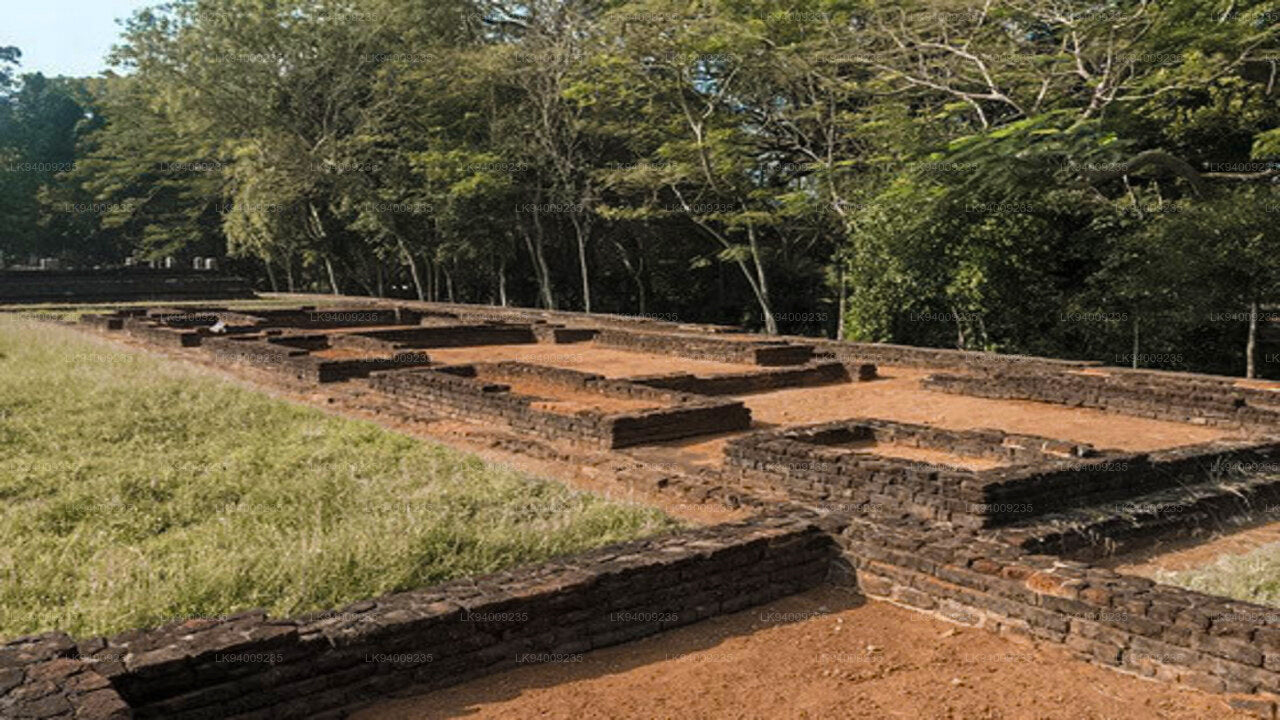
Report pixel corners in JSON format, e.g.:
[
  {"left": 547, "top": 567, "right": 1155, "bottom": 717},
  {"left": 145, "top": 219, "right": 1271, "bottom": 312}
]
[
  {"left": 398, "top": 238, "right": 425, "bottom": 301},
  {"left": 836, "top": 262, "right": 846, "bottom": 341},
  {"left": 498, "top": 257, "right": 508, "bottom": 307},
  {"left": 1132, "top": 317, "right": 1140, "bottom": 369},
  {"left": 444, "top": 265, "right": 456, "bottom": 303},
  {"left": 264, "top": 257, "right": 279, "bottom": 293},
  {"left": 285, "top": 256, "right": 295, "bottom": 293},
  {"left": 952, "top": 306, "right": 967, "bottom": 350},
  {"left": 521, "top": 218, "right": 555, "bottom": 309},
  {"left": 1248, "top": 299, "right": 1259, "bottom": 379},
  {"left": 570, "top": 214, "right": 591, "bottom": 312},
  {"left": 745, "top": 225, "right": 777, "bottom": 335},
  {"left": 324, "top": 257, "right": 341, "bottom": 296},
  {"left": 376, "top": 262, "right": 384, "bottom": 298}
]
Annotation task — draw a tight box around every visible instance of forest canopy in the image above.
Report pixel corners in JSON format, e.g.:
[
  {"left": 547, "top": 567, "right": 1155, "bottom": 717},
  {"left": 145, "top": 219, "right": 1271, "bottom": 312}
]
[{"left": 2, "top": 1, "right": 1279, "bottom": 376}]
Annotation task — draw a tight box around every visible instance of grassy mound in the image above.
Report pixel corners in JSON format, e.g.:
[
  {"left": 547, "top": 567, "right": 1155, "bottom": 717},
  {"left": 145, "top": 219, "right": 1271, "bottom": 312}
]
[{"left": 0, "top": 315, "right": 675, "bottom": 638}]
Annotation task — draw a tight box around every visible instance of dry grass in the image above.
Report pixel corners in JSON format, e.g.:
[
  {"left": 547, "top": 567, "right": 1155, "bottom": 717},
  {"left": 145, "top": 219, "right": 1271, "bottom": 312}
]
[{"left": 0, "top": 315, "right": 676, "bottom": 638}]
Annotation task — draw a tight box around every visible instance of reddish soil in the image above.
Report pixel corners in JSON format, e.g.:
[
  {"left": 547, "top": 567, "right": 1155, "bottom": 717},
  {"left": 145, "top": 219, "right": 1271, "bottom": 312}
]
[
  {"left": 740, "top": 367, "right": 1230, "bottom": 452},
  {"left": 353, "top": 586, "right": 1247, "bottom": 720},
  {"left": 840, "top": 441, "right": 1008, "bottom": 471},
  {"left": 487, "top": 376, "right": 666, "bottom": 415},
  {"left": 427, "top": 342, "right": 757, "bottom": 378}
]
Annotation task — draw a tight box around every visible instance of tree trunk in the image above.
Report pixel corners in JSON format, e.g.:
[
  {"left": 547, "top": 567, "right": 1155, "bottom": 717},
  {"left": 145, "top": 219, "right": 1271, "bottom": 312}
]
[
  {"left": 836, "top": 262, "right": 846, "bottom": 341},
  {"left": 1248, "top": 299, "right": 1259, "bottom": 379},
  {"left": 1132, "top": 318, "right": 1140, "bottom": 369},
  {"left": 285, "top": 256, "right": 295, "bottom": 293},
  {"left": 498, "top": 256, "right": 508, "bottom": 307},
  {"left": 521, "top": 218, "right": 555, "bottom": 309},
  {"left": 398, "top": 238, "right": 425, "bottom": 301},
  {"left": 324, "top": 256, "right": 341, "bottom": 296},
  {"left": 743, "top": 223, "right": 777, "bottom": 334},
  {"left": 264, "top": 257, "right": 279, "bottom": 293},
  {"left": 443, "top": 265, "right": 456, "bottom": 303},
  {"left": 570, "top": 214, "right": 591, "bottom": 313}
]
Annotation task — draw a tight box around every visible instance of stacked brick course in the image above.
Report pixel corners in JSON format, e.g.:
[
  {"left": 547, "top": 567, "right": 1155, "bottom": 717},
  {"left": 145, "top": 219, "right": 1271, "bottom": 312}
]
[
  {"left": 925, "top": 371, "right": 1280, "bottom": 429},
  {"left": 332, "top": 324, "right": 537, "bottom": 352},
  {"left": 369, "top": 362, "right": 752, "bottom": 448},
  {"left": 594, "top": 329, "right": 814, "bottom": 366},
  {"left": 834, "top": 514, "right": 1280, "bottom": 716},
  {"left": 628, "top": 361, "right": 860, "bottom": 395},
  {"left": 40, "top": 515, "right": 829, "bottom": 720},
  {"left": 726, "top": 419, "right": 1280, "bottom": 529}
]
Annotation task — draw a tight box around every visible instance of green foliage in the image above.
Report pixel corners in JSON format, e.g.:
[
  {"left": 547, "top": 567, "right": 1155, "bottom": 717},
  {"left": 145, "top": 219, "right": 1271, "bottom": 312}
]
[{"left": 4, "top": 0, "right": 1280, "bottom": 369}]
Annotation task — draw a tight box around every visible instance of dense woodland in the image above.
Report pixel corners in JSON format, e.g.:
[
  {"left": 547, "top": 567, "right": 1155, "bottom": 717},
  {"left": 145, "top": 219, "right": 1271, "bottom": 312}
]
[{"left": 2, "top": 1, "right": 1280, "bottom": 375}]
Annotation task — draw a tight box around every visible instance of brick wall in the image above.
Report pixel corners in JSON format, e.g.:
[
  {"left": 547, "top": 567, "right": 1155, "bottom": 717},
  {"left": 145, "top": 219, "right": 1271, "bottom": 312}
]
[
  {"left": 594, "top": 329, "right": 814, "bottom": 366},
  {"left": 0, "top": 269, "right": 254, "bottom": 304},
  {"left": 332, "top": 324, "right": 537, "bottom": 352},
  {"left": 30, "top": 515, "right": 831, "bottom": 720},
  {"left": 368, "top": 363, "right": 751, "bottom": 448},
  {"left": 628, "top": 361, "right": 858, "bottom": 395},
  {"left": 924, "top": 371, "right": 1280, "bottom": 430},
  {"left": 832, "top": 513, "right": 1280, "bottom": 717},
  {"left": 726, "top": 419, "right": 1280, "bottom": 529}
]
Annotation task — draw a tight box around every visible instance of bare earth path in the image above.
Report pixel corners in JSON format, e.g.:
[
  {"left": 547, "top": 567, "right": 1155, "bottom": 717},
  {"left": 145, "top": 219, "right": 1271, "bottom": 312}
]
[{"left": 356, "top": 587, "right": 1245, "bottom": 720}]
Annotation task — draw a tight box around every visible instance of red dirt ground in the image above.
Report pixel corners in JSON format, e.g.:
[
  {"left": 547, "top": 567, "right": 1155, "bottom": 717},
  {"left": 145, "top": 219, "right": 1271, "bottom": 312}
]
[
  {"left": 354, "top": 586, "right": 1248, "bottom": 720},
  {"left": 427, "top": 342, "right": 758, "bottom": 378},
  {"left": 494, "top": 376, "right": 665, "bottom": 415},
  {"left": 740, "top": 367, "right": 1229, "bottom": 452}
]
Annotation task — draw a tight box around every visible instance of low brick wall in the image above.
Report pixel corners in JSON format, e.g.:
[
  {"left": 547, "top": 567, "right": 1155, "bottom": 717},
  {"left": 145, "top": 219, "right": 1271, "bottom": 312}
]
[
  {"left": 332, "top": 324, "right": 537, "bottom": 352},
  {"left": 811, "top": 340, "right": 1099, "bottom": 374},
  {"left": 628, "top": 361, "right": 858, "bottom": 395},
  {"left": 202, "top": 337, "right": 432, "bottom": 383},
  {"left": 14, "top": 515, "right": 830, "bottom": 720},
  {"left": 595, "top": 329, "right": 814, "bottom": 366},
  {"left": 0, "top": 269, "right": 255, "bottom": 305},
  {"left": 833, "top": 514, "right": 1280, "bottom": 716},
  {"left": 121, "top": 318, "right": 202, "bottom": 348},
  {"left": 924, "top": 371, "right": 1280, "bottom": 430},
  {"left": 369, "top": 363, "right": 751, "bottom": 449},
  {"left": 243, "top": 307, "right": 422, "bottom": 330},
  {"left": 726, "top": 419, "right": 1280, "bottom": 529}
]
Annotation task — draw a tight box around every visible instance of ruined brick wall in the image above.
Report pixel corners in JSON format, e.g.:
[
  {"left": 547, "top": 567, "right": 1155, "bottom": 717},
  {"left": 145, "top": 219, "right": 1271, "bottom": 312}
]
[
  {"left": 628, "top": 361, "right": 855, "bottom": 395},
  {"left": 726, "top": 420, "right": 1280, "bottom": 530},
  {"left": 332, "top": 324, "right": 537, "bottom": 352},
  {"left": 924, "top": 372, "right": 1280, "bottom": 429},
  {"left": 0, "top": 634, "right": 129, "bottom": 719},
  {"left": 809, "top": 340, "right": 1099, "bottom": 374},
  {"left": 594, "top": 329, "right": 814, "bottom": 366},
  {"left": 833, "top": 514, "right": 1280, "bottom": 716},
  {"left": 369, "top": 364, "right": 751, "bottom": 448},
  {"left": 0, "top": 269, "right": 255, "bottom": 305},
  {"left": 61, "top": 516, "right": 832, "bottom": 720}
]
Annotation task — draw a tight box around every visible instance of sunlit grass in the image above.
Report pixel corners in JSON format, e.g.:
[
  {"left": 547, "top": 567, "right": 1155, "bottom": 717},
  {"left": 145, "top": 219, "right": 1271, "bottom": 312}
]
[
  {"left": 1156, "top": 536, "right": 1280, "bottom": 607},
  {"left": 0, "top": 315, "right": 676, "bottom": 638}
]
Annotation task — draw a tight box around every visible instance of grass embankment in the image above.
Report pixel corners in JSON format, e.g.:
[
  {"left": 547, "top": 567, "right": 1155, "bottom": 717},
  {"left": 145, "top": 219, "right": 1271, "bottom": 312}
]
[
  {"left": 1157, "top": 540, "right": 1280, "bottom": 607},
  {"left": 0, "top": 315, "right": 676, "bottom": 638}
]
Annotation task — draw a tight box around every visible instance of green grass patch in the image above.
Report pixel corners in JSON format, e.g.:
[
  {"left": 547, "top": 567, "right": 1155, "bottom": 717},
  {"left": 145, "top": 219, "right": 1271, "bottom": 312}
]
[
  {"left": 1155, "top": 537, "right": 1280, "bottom": 607},
  {"left": 0, "top": 315, "right": 676, "bottom": 638}
]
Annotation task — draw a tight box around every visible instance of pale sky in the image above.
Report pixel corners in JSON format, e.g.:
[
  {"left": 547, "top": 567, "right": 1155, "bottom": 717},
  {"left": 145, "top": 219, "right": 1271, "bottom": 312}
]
[{"left": 2, "top": 0, "right": 157, "bottom": 78}]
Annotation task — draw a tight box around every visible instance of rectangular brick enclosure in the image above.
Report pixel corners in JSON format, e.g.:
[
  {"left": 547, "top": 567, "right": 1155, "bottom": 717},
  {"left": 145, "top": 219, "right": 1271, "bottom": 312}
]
[
  {"left": 369, "top": 362, "right": 752, "bottom": 449},
  {"left": 725, "top": 418, "right": 1280, "bottom": 529}
]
